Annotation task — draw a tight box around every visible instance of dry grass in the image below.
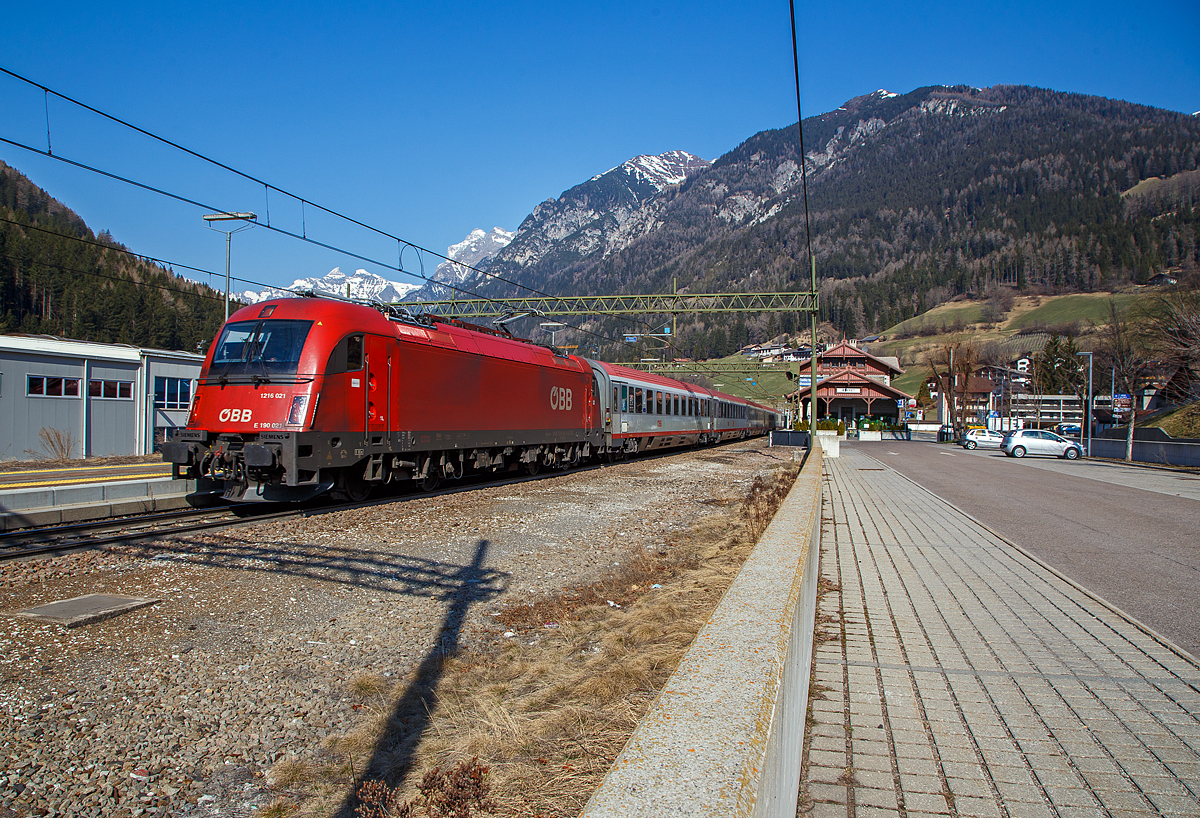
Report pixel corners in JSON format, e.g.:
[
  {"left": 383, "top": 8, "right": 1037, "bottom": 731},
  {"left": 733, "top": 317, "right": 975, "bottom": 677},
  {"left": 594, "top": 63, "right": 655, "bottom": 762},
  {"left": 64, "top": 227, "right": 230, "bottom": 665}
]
[{"left": 266, "top": 462, "right": 801, "bottom": 817}]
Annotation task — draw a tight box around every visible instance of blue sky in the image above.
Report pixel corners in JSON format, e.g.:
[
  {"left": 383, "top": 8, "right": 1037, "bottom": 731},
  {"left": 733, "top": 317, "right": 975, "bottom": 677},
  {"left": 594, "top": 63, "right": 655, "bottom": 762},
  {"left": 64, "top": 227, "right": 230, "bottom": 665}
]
[{"left": 1, "top": 0, "right": 1197, "bottom": 295}]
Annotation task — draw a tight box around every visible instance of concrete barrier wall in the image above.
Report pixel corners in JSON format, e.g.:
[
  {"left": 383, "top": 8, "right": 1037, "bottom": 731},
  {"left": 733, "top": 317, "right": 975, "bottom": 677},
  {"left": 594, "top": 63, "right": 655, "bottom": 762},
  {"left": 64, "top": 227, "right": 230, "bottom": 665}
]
[
  {"left": 0, "top": 478, "right": 197, "bottom": 530},
  {"left": 1089, "top": 437, "right": 1200, "bottom": 467},
  {"left": 581, "top": 446, "right": 824, "bottom": 818}
]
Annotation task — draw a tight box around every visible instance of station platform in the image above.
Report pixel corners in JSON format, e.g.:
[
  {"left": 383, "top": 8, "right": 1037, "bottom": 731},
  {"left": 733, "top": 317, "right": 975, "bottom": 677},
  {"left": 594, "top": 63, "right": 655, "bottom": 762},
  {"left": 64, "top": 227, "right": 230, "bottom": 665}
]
[
  {"left": 0, "top": 464, "right": 196, "bottom": 530},
  {"left": 804, "top": 448, "right": 1200, "bottom": 816}
]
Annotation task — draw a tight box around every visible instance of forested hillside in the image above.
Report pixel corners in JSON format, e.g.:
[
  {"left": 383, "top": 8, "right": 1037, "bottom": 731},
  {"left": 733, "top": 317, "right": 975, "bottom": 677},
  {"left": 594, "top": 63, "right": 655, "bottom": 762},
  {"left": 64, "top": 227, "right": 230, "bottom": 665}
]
[
  {"left": 475, "top": 85, "right": 1200, "bottom": 359},
  {"left": 0, "top": 161, "right": 226, "bottom": 351}
]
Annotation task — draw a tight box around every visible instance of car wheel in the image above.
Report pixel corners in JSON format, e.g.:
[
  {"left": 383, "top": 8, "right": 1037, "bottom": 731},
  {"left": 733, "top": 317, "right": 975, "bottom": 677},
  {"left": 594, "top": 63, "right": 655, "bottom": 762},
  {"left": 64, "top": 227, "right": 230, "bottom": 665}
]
[
  {"left": 1064, "top": 447, "right": 1080, "bottom": 460},
  {"left": 1012, "top": 446, "right": 1026, "bottom": 458},
  {"left": 966, "top": 441, "right": 977, "bottom": 449}
]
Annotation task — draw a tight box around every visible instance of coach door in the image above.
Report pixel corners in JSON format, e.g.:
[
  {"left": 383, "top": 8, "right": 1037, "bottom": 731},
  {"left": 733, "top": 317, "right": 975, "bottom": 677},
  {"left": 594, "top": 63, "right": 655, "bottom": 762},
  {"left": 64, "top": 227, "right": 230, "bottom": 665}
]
[{"left": 364, "top": 334, "right": 391, "bottom": 442}]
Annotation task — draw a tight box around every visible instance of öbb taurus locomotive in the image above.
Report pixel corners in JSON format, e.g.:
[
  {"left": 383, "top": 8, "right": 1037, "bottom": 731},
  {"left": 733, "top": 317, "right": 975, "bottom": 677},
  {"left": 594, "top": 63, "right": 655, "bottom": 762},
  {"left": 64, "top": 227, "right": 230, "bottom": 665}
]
[{"left": 163, "top": 296, "right": 782, "bottom": 502}]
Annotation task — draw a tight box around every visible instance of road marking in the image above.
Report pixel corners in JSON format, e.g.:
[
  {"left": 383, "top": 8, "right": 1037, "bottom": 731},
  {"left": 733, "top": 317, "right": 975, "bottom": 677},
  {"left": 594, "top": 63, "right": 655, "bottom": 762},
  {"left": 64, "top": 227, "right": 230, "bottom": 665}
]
[
  {"left": 888, "top": 452, "right": 900, "bottom": 455},
  {"left": 939, "top": 452, "right": 956, "bottom": 456},
  {"left": 0, "top": 473, "right": 173, "bottom": 490}
]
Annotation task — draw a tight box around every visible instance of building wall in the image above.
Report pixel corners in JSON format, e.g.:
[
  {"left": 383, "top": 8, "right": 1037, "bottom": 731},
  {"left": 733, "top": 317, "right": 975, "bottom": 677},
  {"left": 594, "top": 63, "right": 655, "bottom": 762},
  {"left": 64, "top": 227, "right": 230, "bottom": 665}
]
[
  {"left": 1, "top": 352, "right": 88, "bottom": 460},
  {"left": 0, "top": 338, "right": 202, "bottom": 462},
  {"left": 86, "top": 361, "right": 141, "bottom": 457}
]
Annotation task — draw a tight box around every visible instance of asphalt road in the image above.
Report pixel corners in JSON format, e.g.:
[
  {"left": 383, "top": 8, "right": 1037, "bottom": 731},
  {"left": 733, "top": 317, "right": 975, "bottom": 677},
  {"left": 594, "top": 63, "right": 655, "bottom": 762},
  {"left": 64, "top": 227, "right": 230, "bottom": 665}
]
[{"left": 849, "top": 439, "right": 1200, "bottom": 659}]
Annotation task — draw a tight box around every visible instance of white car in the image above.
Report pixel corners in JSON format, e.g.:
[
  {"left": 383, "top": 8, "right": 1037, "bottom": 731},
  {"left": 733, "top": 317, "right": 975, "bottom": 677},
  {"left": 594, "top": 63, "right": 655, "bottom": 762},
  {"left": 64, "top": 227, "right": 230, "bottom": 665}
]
[
  {"left": 1001, "top": 429, "right": 1083, "bottom": 459},
  {"left": 962, "top": 429, "right": 1005, "bottom": 449}
]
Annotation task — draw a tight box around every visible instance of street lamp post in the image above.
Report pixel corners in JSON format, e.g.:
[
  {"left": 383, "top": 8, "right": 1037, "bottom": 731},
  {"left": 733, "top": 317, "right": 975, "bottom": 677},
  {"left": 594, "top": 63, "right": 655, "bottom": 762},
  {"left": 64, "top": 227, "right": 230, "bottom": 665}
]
[
  {"left": 202, "top": 212, "right": 258, "bottom": 321},
  {"left": 1078, "top": 351, "right": 1094, "bottom": 457}
]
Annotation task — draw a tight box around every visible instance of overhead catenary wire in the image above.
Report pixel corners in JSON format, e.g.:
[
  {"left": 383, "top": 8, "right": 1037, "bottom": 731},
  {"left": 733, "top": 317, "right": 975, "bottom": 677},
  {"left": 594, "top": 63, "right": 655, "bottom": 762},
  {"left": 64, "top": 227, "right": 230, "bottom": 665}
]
[
  {"left": 0, "top": 66, "right": 784, "bottom": 397},
  {"left": 0, "top": 64, "right": 763, "bottom": 354}
]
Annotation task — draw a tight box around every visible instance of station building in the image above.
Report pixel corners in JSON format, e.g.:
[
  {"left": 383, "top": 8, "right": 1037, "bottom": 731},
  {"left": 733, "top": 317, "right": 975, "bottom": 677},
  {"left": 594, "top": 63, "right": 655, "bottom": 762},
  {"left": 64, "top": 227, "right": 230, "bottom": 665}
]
[
  {"left": 787, "top": 340, "right": 913, "bottom": 425},
  {"left": 0, "top": 335, "right": 203, "bottom": 461}
]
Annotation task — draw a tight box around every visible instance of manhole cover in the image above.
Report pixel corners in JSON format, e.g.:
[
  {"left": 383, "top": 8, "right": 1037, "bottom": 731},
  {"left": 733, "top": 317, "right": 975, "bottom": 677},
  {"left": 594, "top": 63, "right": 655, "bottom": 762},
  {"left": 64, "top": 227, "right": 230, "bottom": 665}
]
[{"left": 14, "top": 594, "right": 160, "bottom": 628}]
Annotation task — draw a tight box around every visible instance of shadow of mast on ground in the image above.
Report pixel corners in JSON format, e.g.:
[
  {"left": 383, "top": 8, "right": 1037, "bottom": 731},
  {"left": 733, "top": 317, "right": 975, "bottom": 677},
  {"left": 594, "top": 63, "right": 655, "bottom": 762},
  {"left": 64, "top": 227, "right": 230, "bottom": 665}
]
[{"left": 334, "top": 538, "right": 502, "bottom": 817}]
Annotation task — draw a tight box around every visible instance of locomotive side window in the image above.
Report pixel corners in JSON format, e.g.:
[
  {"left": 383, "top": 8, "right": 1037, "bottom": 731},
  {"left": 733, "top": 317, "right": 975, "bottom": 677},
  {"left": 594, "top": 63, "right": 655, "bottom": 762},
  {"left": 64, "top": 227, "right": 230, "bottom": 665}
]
[
  {"left": 346, "top": 335, "right": 363, "bottom": 370},
  {"left": 326, "top": 334, "right": 366, "bottom": 375}
]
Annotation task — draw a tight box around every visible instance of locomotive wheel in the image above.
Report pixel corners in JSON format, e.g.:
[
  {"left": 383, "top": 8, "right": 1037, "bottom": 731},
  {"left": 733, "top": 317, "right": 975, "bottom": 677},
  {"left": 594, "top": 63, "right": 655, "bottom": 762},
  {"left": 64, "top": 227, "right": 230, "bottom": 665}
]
[
  {"left": 338, "top": 469, "right": 372, "bottom": 503},
  {"left": 418, "top": 472, "right": 441, "bottom": 491},
  {"left": 525, "top": 458, "right": 541, "bottom": 476}
]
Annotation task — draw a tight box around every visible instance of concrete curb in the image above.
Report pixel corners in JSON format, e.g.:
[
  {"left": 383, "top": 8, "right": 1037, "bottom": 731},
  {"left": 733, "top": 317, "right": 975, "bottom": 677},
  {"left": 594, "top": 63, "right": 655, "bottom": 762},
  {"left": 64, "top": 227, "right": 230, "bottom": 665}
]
[
  {"left": 581, "top": 446, "right": 823, "bottom": 818},
  {"left": 0, "top": 479, "right": 197, "bottom": 531}
]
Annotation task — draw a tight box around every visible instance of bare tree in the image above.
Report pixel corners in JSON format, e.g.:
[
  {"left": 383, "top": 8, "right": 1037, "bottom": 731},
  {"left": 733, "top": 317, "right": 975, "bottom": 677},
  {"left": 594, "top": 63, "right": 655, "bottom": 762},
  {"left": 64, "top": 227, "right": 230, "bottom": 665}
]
[
  {"left": 1142, "top": 289, "right": 1200, "bottom": 403},
  {"left": 927, "top": 341, "right": 979, "bottom": 437},
  {"left": 1096, "top": 301, "right": 1151, "bottom": 461}
]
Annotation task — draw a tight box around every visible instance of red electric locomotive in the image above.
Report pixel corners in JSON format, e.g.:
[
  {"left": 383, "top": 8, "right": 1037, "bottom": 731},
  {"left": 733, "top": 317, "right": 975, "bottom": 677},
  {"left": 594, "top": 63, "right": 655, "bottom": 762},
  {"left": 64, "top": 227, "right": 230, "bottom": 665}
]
[{"left": 163, "top": 295, "right": 782, "bottom": 502}]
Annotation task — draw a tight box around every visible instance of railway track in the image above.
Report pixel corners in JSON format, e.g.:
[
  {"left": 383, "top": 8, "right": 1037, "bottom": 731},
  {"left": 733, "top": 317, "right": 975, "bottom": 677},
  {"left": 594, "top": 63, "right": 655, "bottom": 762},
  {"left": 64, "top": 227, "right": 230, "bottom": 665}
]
[
  {"left": 0, "top": 504, "right": 297, "bottom": 562},
  {"left": 0, "top": 439, "right": 771, "bottom": 562}
]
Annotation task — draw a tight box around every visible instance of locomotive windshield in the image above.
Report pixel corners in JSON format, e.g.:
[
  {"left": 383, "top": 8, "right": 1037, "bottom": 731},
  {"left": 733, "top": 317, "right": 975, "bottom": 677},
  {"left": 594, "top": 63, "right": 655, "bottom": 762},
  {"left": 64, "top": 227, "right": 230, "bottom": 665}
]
[{"left": 208, "top": 319, "right": 314, "bottom": 379}]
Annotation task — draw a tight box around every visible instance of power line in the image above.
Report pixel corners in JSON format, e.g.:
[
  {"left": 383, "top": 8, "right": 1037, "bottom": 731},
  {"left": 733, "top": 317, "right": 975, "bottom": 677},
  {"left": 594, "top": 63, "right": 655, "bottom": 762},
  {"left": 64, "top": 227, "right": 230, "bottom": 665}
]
[
  {"left": 0, "top": 65, "right": 592, "bottom": 307},
  {"left": 0, "top": 214, "right": 221, "bottom": 279},
  {"left": 0, "top": 65, "right": 750, "bottom": 352},
  {"left": 0, "top": 66, "right": 788, "bottom": 375},
  {"left": 0, "top": 251, "right": 226, "bottom": 303}
]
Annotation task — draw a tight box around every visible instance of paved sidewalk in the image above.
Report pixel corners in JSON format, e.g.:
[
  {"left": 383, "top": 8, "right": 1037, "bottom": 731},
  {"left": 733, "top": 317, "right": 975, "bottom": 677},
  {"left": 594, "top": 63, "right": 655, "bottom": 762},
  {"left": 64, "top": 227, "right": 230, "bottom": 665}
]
[{"left": 801, "top": 449, "right": 1200, "bottom": 817}]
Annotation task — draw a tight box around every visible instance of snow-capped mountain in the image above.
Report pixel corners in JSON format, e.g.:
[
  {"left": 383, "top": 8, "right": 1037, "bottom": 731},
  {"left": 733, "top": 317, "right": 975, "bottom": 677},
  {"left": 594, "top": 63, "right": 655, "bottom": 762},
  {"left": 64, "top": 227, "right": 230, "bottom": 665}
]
[
  {"left": 240, "top": 267, "right": 421, "bottom": 304},
  {"left": 432, "top": 226, "right": 515, "bottom": 285},
  {"left": 474, "top": 150, "right": 711, "bottom": 292}
]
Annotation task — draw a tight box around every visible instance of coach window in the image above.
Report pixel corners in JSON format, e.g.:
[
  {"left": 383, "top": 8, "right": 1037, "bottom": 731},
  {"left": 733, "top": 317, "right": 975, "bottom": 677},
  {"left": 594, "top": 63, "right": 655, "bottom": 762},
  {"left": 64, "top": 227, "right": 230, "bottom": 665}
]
[
  {"left": 656, "top": 391, "right": 663, "bottom": 414},
  {"left": 634, "top": 387, "right": 643, "bottom": 413},
  {"left": 621, "top": 384, "right": 628, "bottom": 412}
]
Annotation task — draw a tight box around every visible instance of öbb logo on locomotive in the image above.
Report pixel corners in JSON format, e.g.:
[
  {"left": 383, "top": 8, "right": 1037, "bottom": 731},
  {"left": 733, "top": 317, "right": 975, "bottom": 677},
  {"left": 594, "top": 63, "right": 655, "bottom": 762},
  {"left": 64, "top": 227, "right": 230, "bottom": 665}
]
[
  {"left": 550, "top": 386, "right": 573, "bottom": 411},
  {"left": 218, "top": 408, "right": 253, "bottom": 423}
]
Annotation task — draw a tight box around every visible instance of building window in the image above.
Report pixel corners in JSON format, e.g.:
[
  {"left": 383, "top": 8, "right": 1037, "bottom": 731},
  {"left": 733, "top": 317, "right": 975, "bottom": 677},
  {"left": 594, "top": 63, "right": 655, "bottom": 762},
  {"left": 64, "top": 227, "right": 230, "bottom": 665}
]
[
  {"left": 154, "top": 377, "right": 193, "bottom": 410},
  {"left": 89, "top": 379, "right": 134, "bottom": 400},
  {"left": 27, "top": 375, "right": 81, "bottom": 398}
]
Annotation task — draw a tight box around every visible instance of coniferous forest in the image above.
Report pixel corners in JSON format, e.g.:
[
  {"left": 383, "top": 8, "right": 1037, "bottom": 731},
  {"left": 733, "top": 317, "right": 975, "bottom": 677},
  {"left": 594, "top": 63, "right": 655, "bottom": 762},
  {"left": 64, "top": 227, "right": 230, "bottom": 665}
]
[{"left": 0, "top": 161, "right": 226, "bottom": 351}]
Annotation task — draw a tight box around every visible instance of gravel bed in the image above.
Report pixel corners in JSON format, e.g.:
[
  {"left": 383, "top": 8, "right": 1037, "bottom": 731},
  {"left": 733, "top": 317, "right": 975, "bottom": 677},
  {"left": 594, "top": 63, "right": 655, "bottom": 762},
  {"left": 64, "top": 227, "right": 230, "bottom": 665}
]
[{"left": 0, "top": 440, "right": 792, "bottom": 817}]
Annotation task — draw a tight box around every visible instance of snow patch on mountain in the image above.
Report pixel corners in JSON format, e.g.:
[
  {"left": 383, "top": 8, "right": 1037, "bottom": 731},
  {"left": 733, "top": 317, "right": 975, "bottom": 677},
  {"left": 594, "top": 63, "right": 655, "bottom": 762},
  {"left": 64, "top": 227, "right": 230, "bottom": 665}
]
[
  {"left": 240, "top": 267, "right": 421, "bottom": 304},
  {"left": 592, "top": 150, "right": 709, "bottom": 189},
  {"left": 919, "top": 97, "right": 1007, "bottom": 117},
  {"left": 432, "top": 226, "right": 515, "bottom": 285}
]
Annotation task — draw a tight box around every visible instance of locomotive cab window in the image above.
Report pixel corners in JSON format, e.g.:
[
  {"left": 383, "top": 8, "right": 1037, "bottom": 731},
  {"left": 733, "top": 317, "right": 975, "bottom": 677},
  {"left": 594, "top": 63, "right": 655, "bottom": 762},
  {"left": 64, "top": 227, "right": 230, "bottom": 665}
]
[{"left": 210, "top": 319, "right": 314, "bottom": 379}]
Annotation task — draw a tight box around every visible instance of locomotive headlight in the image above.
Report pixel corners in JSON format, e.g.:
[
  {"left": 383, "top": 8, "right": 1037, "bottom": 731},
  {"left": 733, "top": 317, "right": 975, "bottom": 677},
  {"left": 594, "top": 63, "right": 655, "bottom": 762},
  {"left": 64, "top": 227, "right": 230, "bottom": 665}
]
[{"left": 287, "top": 395, "right": 309, "bottom": 425}]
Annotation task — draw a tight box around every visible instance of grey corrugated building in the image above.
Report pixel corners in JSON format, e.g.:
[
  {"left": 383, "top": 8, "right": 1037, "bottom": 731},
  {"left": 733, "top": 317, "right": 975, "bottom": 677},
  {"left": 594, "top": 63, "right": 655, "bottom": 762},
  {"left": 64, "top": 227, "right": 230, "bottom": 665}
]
[{"left": 0, "top": 335, "right": 203, "bottom": 461}]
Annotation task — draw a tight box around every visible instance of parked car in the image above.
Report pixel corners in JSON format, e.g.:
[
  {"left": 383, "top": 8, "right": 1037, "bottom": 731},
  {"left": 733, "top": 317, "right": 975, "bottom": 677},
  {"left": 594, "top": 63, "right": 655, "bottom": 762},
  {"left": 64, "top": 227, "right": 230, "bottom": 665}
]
[
  {"left": 962, "top": 429, "right": 1005, "bottom": 449},
  {"left": 1001, "top": 429, "right": 1083, "bottom": 459},
  {"left": 1055, "top": 423, "right": 1082, "bottom": 438}
]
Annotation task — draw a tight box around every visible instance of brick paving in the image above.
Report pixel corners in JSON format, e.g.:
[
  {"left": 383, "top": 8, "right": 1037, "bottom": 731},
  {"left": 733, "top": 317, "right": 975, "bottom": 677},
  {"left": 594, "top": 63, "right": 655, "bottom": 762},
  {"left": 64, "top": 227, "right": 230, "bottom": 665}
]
[{"left": 801, "top": 449, "right": 1200, "bottom": 817}]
